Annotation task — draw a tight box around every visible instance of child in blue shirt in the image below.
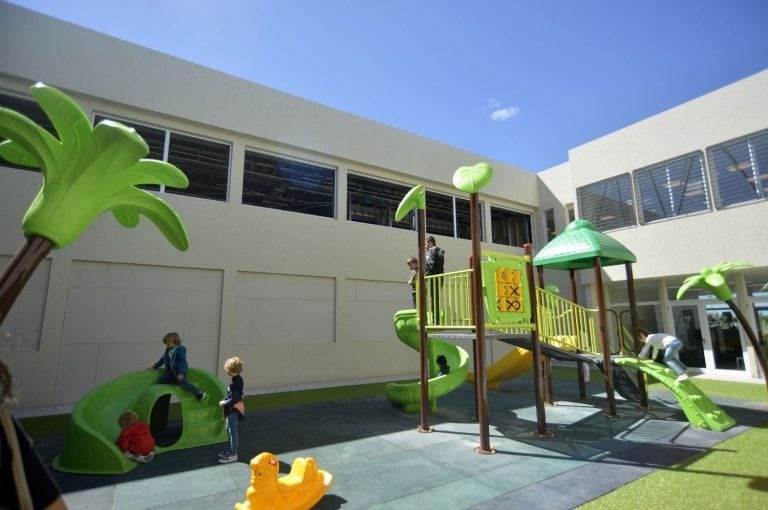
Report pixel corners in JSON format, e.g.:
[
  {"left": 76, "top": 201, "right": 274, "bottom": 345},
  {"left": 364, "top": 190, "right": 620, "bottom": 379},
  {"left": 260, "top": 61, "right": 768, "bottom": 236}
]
[{"left": 218, "top": 356, "right": 244, "bottom": 463}]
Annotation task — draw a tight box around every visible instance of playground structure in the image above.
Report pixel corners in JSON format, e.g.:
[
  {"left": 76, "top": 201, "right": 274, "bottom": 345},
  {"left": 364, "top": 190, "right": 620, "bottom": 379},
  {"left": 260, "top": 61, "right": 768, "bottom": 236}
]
[
  {"left": 389, "top": 166, "right": 736, "bottom": 449},
  {"left": 53, "top": 368, "right": 228, "bottom": 474},
  {"left": 393, "top": 246, "right": 736, "bottom": 433}
]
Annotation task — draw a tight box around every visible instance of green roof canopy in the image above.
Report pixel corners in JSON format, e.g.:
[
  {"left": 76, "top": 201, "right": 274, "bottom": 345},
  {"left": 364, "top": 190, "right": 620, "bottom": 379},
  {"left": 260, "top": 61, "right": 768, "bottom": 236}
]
[{"left": 533, "top": 219, "right": 636, "bottom": 270}]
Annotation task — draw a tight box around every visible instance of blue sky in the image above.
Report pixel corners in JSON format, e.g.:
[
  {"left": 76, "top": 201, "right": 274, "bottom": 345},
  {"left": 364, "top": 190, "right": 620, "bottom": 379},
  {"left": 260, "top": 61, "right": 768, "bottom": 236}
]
[{"left": 7, "top": 0, "right": 768, "bottom": 172}]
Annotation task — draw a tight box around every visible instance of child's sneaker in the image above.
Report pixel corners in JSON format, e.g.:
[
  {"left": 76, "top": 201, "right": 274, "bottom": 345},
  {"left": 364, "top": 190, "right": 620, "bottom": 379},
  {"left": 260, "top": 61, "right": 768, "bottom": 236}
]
[
  {"left": 217, "top": 451, "right": 231, "bottom": 459},
  {"left": 198, "top": 392, "right": 207, "bottom": 402},
  {"left": 218, "top": 454, "right": 238, "bottom": 464},
  {"left": 136, "top": 451, "right": 155, "bottom": 463},
  {"left": 675, "top": 373, "right": 689, "bottom": 382}
]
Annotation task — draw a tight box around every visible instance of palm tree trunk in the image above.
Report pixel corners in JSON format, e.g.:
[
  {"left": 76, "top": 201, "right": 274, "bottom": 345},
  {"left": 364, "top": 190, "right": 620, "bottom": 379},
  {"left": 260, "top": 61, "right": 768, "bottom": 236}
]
[
  {"left": 0, "top": 235, "right": 53, "bottom": 325},
  {"left": 726, "top": 298, "right": 768, "bottom": 394}
]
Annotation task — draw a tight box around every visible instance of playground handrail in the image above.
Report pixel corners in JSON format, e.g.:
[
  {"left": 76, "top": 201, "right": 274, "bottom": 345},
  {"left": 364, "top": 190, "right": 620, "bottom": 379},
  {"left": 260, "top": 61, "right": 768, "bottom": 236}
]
[
  {"left": 536, "top": 287, "right": 601, "bottom": 354},
  {"left": 421, "top": 269, "right": 473, "bottom": 329},
  {"left": 420, "top": 259, "right": 601, "bottom": 356}
]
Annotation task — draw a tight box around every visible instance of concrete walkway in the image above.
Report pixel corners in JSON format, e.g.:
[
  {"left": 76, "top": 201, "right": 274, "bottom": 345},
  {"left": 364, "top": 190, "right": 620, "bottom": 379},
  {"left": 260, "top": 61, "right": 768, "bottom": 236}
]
[{"left": 37, "top": 376, "right": 766, "bottom": 509}]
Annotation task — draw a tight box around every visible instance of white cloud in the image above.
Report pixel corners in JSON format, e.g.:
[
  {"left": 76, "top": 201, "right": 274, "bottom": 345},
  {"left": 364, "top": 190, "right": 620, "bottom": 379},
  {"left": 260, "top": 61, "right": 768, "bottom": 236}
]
[{"left": 490, "top": 106, "right": 521, "bottom": 122}]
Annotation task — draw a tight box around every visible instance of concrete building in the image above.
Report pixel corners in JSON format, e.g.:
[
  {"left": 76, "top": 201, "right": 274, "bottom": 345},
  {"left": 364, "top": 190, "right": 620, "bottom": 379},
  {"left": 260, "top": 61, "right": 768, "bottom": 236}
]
[{"left": 1, "top": 3, "right": 766, "bottom": 413}]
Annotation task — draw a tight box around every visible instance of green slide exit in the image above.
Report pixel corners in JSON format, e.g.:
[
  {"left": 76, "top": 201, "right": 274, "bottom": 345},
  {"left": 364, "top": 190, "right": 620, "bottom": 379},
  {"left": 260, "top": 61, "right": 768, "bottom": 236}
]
[
  {"left": 613, "top": 357, "right": 736, "bottom": 432},
  {"left": 385, "top": 309, "right": 470, "bottom": 413}
]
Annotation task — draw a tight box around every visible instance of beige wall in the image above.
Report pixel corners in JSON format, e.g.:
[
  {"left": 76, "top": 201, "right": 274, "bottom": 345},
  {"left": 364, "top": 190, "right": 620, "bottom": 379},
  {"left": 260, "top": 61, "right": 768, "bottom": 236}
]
[
  {"left": 0, "top": 3, "right": 537, "bottom": 410},
  {"left": 540, "top": 70, "right": 768, "bottom": 283}
]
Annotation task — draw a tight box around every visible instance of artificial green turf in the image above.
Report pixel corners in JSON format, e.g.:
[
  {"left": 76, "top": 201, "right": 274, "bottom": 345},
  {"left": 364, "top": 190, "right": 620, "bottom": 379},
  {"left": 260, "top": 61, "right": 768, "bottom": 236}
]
[
  {"left": 577, "top": 375, "right": 768, "bottom": 509},
  {"left": 578, "top": 422, "right": 768, "bottom": 509}
]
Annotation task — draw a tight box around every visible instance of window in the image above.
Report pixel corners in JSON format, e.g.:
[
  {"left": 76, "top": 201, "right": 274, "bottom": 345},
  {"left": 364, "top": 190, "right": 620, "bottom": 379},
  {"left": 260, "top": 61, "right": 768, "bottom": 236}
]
[
  {"left": 706, "top": 129, "right": 768, "bottom": 208},
  {"left": 566, "top": 203, "right": 576, "bottom": 223},
  {"left": 425, "top": 191, "right": 454, "bottom": 237},
  {"left": 243, "top": 151, "right": 335, "bottom": 218},
  {"left": 633, "top": 152, "right": 710, "bottom": 224},
  {"left": 95, "top": 115, "right": 231, "bottom": 202},
  {"left": 490, "top": 207, "right": 531, "bottom": 247},
  {"left": 347, "top": 174, "right": 413, "bottom": 229},
  {"left": 544, "top": 208, "right": 556, "bottom": 241},
  {"left": 576, "top": 174, "right": 636, "bottom": 232},
  {"left": 426, "top": 191, "right": 484, "bottom": 240},
  {"left": 0, "top": 90, "right": 56, "bottom": 171}
]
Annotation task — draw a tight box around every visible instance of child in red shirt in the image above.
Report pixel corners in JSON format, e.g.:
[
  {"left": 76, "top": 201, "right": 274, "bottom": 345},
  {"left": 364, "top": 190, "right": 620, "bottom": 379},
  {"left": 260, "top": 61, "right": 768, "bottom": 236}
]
[{"left": 116, "top": 410, "right": 156, "bottom": 463}]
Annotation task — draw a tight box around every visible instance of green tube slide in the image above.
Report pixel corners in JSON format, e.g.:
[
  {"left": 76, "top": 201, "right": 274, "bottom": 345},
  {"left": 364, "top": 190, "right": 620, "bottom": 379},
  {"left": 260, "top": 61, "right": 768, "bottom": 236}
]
[
  {"left": 385, "top": 309, "right": 470, "bottom": 413},
  {"left": 53, "top": 368, "right": 228, "bottom": 474}
]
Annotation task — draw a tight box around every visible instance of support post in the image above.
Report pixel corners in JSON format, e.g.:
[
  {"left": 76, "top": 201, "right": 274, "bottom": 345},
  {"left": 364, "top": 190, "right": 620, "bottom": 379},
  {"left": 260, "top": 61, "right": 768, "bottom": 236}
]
[
  {"left": 526, "top": 244, "right": 550, "bottom": 437},
  {"left": 536, "top": 266, "right": 554, "bottom": 405},
  {"left": 595, "top": 257, "right": 618, "bottom": 417},
  {"left": 625, "top": 262, "right": 648, "bottom": 408},
  {"left": 470, "top": 192, "right": 492, "bottom": 453},
  {"left": 416, "top": 208, "right": 431, "bottom": 433}
]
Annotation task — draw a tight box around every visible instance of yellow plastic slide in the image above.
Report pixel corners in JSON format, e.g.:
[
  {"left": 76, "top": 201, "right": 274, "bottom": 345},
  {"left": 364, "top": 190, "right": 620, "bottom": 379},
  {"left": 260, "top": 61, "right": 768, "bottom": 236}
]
[{"left": 467, "top": 346, "right": 533, "bottom": 390}]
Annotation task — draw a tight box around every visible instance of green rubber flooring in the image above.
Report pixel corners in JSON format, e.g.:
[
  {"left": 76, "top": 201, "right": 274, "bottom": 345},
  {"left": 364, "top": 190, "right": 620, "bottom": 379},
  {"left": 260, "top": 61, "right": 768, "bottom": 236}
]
[{"left": 35, "top": 376, "right": 766, "bottom": 509}]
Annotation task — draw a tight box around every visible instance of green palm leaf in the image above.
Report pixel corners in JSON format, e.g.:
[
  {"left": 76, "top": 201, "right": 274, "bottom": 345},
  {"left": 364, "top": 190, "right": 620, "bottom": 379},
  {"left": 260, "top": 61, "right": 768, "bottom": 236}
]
[
  {"left": 0, "top": 106, "right": 59, "bottom": 171},
  {"left": 106, "top": 189, "right": 190, "bottom": 251},
  {"left": 676, "top": 261, "right": 753, "bottom": 301},
  {"left": 452, "top": 162, "right": 493, "bottom": 193},
  {"left": 395, "top": 184, "right": 425, "bottom": 222},
  {"left": 0, "top": 83, "right": 190, "bottom": 251}
]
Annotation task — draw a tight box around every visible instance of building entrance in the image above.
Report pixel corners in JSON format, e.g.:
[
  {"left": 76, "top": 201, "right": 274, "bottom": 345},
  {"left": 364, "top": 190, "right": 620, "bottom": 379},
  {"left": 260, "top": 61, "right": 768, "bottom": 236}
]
[{"left": 671, "top": 303, "right": 747, "bottom": 374}]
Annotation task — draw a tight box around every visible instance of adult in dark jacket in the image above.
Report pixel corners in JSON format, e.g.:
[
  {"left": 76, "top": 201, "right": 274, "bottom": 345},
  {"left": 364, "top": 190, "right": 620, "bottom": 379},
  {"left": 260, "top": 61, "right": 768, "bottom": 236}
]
[
  {"left": 151, "top": 332, "right": 206, "bottom": 401},
  {"left": 424, "top": 236, "right": 446, "bottom": 324}
]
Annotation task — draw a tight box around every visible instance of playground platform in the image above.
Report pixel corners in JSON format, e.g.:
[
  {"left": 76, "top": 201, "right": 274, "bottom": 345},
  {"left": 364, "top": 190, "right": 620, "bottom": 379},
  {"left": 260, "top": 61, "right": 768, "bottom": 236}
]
[{"left": 33, "top": 375, "right": 766, "bottom": 510}]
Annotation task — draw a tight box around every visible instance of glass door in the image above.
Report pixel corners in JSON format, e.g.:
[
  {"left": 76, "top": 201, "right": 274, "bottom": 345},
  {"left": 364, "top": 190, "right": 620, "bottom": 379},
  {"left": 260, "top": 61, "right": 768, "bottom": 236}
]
[
  {"left": 706, "top": 304, "right": 746, "bottom": 371},
  {"left": 670, "top": 304, "right": 707, "bottom": 369}
]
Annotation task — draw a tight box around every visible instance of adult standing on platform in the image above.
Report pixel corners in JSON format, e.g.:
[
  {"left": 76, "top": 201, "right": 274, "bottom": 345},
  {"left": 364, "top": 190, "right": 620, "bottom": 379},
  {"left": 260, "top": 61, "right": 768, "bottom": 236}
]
[{"left": 424, "top": 236, "right": 445, "bottom": 324}]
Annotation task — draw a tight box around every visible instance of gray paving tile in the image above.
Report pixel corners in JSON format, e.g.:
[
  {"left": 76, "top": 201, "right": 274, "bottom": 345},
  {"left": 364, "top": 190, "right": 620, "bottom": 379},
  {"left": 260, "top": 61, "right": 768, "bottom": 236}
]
[
  {"left": 469, "top": 455, "right": 587, "bottom": 494},
  {"left": 319, "top": 448, "right": 465, "bottom": 508},
  {"left": 41, "top": 379, "right": 764, "bottom": 510},
  {"left": 382, "top": 477, "right": 504, "bottom": 510},
  {"left": 112, "top": 464, "right": 247, "bottom": 510}
]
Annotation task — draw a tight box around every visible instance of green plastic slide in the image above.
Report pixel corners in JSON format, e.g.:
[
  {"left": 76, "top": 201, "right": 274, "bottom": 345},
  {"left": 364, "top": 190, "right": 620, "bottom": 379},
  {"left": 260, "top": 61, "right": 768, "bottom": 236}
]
[
  {"left": 53, "top": 368, "right": 227, "bottom": 474},
  {"left": 385, "top": 309, "right": 470, "bottom": 412},
  {"left": 613, "top": 357, "right": 736, "bottom": 432}
]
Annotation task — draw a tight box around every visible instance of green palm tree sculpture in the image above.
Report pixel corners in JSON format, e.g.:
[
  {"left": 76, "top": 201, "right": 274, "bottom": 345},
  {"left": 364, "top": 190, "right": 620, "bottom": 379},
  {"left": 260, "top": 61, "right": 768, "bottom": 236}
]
[
  {"left": 0, "top": 83, "right": 190, "bottom": 323},
  {"left": 677, "top": 261, "right": 768, "bottom": 393}
]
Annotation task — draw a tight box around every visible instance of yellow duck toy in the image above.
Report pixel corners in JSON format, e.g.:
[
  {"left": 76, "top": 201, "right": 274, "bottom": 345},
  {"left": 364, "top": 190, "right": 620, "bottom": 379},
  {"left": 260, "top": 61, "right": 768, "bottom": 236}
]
[{"left": 235, "top": 452, "right": 334, "bottom": 510}]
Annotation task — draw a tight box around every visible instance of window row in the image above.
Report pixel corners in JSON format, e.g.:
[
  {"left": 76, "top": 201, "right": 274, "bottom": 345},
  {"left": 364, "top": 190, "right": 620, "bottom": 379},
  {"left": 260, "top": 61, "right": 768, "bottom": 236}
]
[
  {"left": 0, "top": 91, "right": 532, "bottom": 247},
  {"left": 577, "top": 128, "right": 768, "bottom": 231}
]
